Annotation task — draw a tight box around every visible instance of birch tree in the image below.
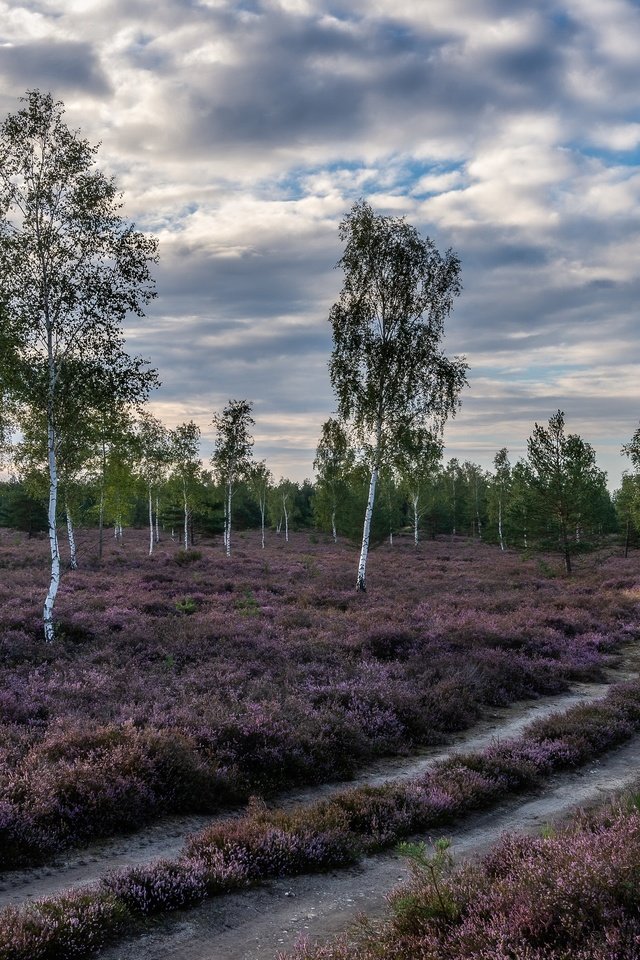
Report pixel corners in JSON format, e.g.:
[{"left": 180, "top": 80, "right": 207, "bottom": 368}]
[
  {"left": 247, "top": 459, "right": 272, "bottom": 548},
  {"left": 134, "top": 413, "right": 169, "bottom": 556},
  {"left": 506, "top": 459, "right": 533, "bottom": 550},
  {"left": 211, "top": 399, "right": 254, "bottom": 556},
  {"left": 329, "top": 200, "right": 466, "bottom": 591},
  {"left": 275, "top": 478, "right": 297, "bottom": 542},
  {"left": 313, "top": 417, "right": 354, "bottom": 542},
  {"left": 0, "top": 91, "right": 157, "bottom": 640},
  {"left": 169, "top": 421, "right": 202, "bottom": 551},
  {"left": 396, "top": 427, "right": 443, "bottom": 545},
  {"left": 492, "top": 447, "right": 511, "bottom": 551}
]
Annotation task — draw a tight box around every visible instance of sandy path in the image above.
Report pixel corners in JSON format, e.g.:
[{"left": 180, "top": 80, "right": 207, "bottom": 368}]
[
  {"left": 98, "top": 730, "right": 640, "bottom": 960},
  {"left": 0, "top": 677, "right": 616, "bottom": 908}
]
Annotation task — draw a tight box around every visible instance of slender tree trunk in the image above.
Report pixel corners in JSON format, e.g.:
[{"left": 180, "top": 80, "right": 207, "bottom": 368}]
[
  {"left": 223, "top": 495, "right": 228, "bottom": 550},
  {"left": 276, "top": 516, "right": 282, "bottom": 535},
  {"left": 389, "top": 529, "right": 393, "bottom": 545},
  {"left": 98, "top": 438, "right": 106, "bottom": 561},
  {"left": 155, "top": 495, "right": 160, "bottom": 543},
  {"left": 260, "top": 497, "right": 266, "bottom": 549},
  {"left": 66, "top": 503, "right": 78, "bottom": 570},
  {"left": 283, "top": 495, "right": 289, "bottom": 543},
  {"left": 148, "top": 486, "right": 154, "bottom": 556},
  {"left": 624, "top": 518, "right": 630, "bottom": 558},
  {"left": 226, "top": 482, "right": 232, "bottom": 556},
  {"left": 498, "top": 495, "right": 504, "bottom": 551},
  {"left": 413, "top": 495, "right": 419, "bottom": 546},
  {"left": 44, "top": 416, "right": 60, "bottom": 643},
  {"left": 98, "top": 490, "right": 105, "bottom": 558},
  {"left": 183, "top": 478, "right": 190, "bottom": 551},
  {"left": 356, "top": 463, "right": 378, "bottom": 591},
  {"left": 561, "top": 520, "right": 571, "bottom": 574},
  {"left": 475, "top": 480, "right": 482, "bottom": 541},
  {"left": 451, "top": 478, "right": 456, "bottom": 537},
  {"left": 331, "top": 502, "right": 337, "bottom": 543}
]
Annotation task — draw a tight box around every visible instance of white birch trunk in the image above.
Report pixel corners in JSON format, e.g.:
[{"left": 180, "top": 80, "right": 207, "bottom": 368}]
[
  {"left": 155, "top": 496, "right": 160, "bottom": 543},
  {"left": 148, "top": 487, "right": 154, "bottom": 556},
  {"left": 223, "top": 495, "right": 228, "bottom": 550},
  {"left": 356, "top": 464, "right": 378, "bottom": 591},
  {"left": 226, "top": 482, "right": 232, "bottom": 557},
  {"left": 331, "top": 505, "right": 337, "bottom": 543},
  {"left": 43, "top": 417, "right": 60, "bottom": 643},
  {"left": 98, "top": 438, "right": 106, "bottom": 561},
  {"left": 413, "top": 495, "right": 419, "bottom": 546},
  {"left": 452, "top": 477, "right": 456, "bottom": 536},
  {"left": 66, "top": 504, "right": 78, "bottom": 570},
  {"left": 498, "top": 496, "right": 504, "bottom": 551},
  {"left": 276, "top": 516, "right": 282, "bottom": 535},
  {"left": 283, "top": 496, "right": 289, "bottom": 543},
  {"left": 183, "top": 478, "right": 190, "bottom": 551},
  {"left": 260, "top": 497, "right": 266, "bottom": 549},
  {"left": 389, "top": 529, "right": 393, "bottom": 545}
]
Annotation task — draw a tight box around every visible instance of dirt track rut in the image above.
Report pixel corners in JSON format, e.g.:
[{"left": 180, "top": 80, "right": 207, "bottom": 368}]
[{"left": 0, "top": 678, "right": 611, "bottom": 910}]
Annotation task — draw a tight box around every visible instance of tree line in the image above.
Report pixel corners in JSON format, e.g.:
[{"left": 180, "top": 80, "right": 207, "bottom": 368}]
[
  {"left": 0, "top": 91, "right": 637, "bottom": 643},
  {"left": 0, "top": 406, "right": 628, "bottom": 561}
]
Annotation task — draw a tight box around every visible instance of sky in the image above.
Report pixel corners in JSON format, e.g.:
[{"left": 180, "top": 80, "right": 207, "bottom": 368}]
[{"left": 1, "top": 0, "right": 639, "bottom": 487}]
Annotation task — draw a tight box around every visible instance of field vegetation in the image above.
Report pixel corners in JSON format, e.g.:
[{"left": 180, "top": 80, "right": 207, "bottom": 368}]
[{"left": 0, "top": 526, "right": 636, "bottom": 874}]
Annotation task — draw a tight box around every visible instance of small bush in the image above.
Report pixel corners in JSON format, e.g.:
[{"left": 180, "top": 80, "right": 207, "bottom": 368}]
[{"left": 174, "top": 549, "right": 202, "bottom": 566}]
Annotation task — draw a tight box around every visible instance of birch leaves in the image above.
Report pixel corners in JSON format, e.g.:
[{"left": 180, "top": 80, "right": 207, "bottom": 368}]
[
  {"left": 328, "top": 200, "right": 466, "bottom": 590},
  {"left": 0, "top": 91, "right": 158, "bottom": 640}
]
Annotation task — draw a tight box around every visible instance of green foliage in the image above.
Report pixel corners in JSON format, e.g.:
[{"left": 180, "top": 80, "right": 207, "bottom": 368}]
[
  {"left": 235, "top": 588, "right": 259, "bottom": 616},
  {"left": 174, "top": 549, "right": 202, "bottom": 566},
  {"left": 393, "top": 839, "right": 459, "bottom": 931},
  {"left": 526, "top": 410, "right": 610, "bottom": 573},
  {"left": 0, "top": 480, "right": 48, "bottom": 535},
  {"left": 174, "top": 596, "right": 198, "bottom": 615}
]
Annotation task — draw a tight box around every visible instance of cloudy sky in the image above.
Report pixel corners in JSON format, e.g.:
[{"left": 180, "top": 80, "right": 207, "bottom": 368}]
[{"left": 1, "top": 0, "right": 639, "bottom": 486}]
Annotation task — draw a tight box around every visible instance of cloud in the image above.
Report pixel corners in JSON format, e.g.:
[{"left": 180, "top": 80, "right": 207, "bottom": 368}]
[
  {"left": 0, "top": 0, "right": 639, "bottom": 488},
  {"left": 0, "top": 40, "right": 110, "bottom": 94}
]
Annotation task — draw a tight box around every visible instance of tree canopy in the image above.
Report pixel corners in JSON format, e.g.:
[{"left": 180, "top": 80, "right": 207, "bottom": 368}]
[
  {"left": 328, "top": 199, "right": 466, "bottom": 589},
  {"left": 0, "top": 90, "right": 158, "bottom": 640}
]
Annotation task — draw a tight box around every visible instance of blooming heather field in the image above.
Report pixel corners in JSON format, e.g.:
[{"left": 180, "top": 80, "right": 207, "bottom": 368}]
[{"left": 0, "top": 527, "right": 637, "bottom": 870}]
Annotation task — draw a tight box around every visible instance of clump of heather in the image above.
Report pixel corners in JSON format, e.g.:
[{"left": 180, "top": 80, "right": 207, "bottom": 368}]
[
  {"left": 282, "top": 801, "right": 640, "bottom": 960},
  {"left": 0, "top": 527, "right": 637, "bottom": 867},
  {"left": 0, "top": 889, "right": 129, "bottom": 960}
]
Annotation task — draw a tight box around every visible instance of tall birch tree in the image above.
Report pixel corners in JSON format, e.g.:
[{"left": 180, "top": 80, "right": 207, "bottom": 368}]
[
  {"left": 211, "top": 399, "right": 254, "bottom": 557},
  {"left": 169, "top": 421, "right": 202, "bottom": 551},
  {"left": 329, "top": 200, "right": 466, "bottom": 590},
  {"left": 0, "top": 91, "right": 157, "bottom": 640}
]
